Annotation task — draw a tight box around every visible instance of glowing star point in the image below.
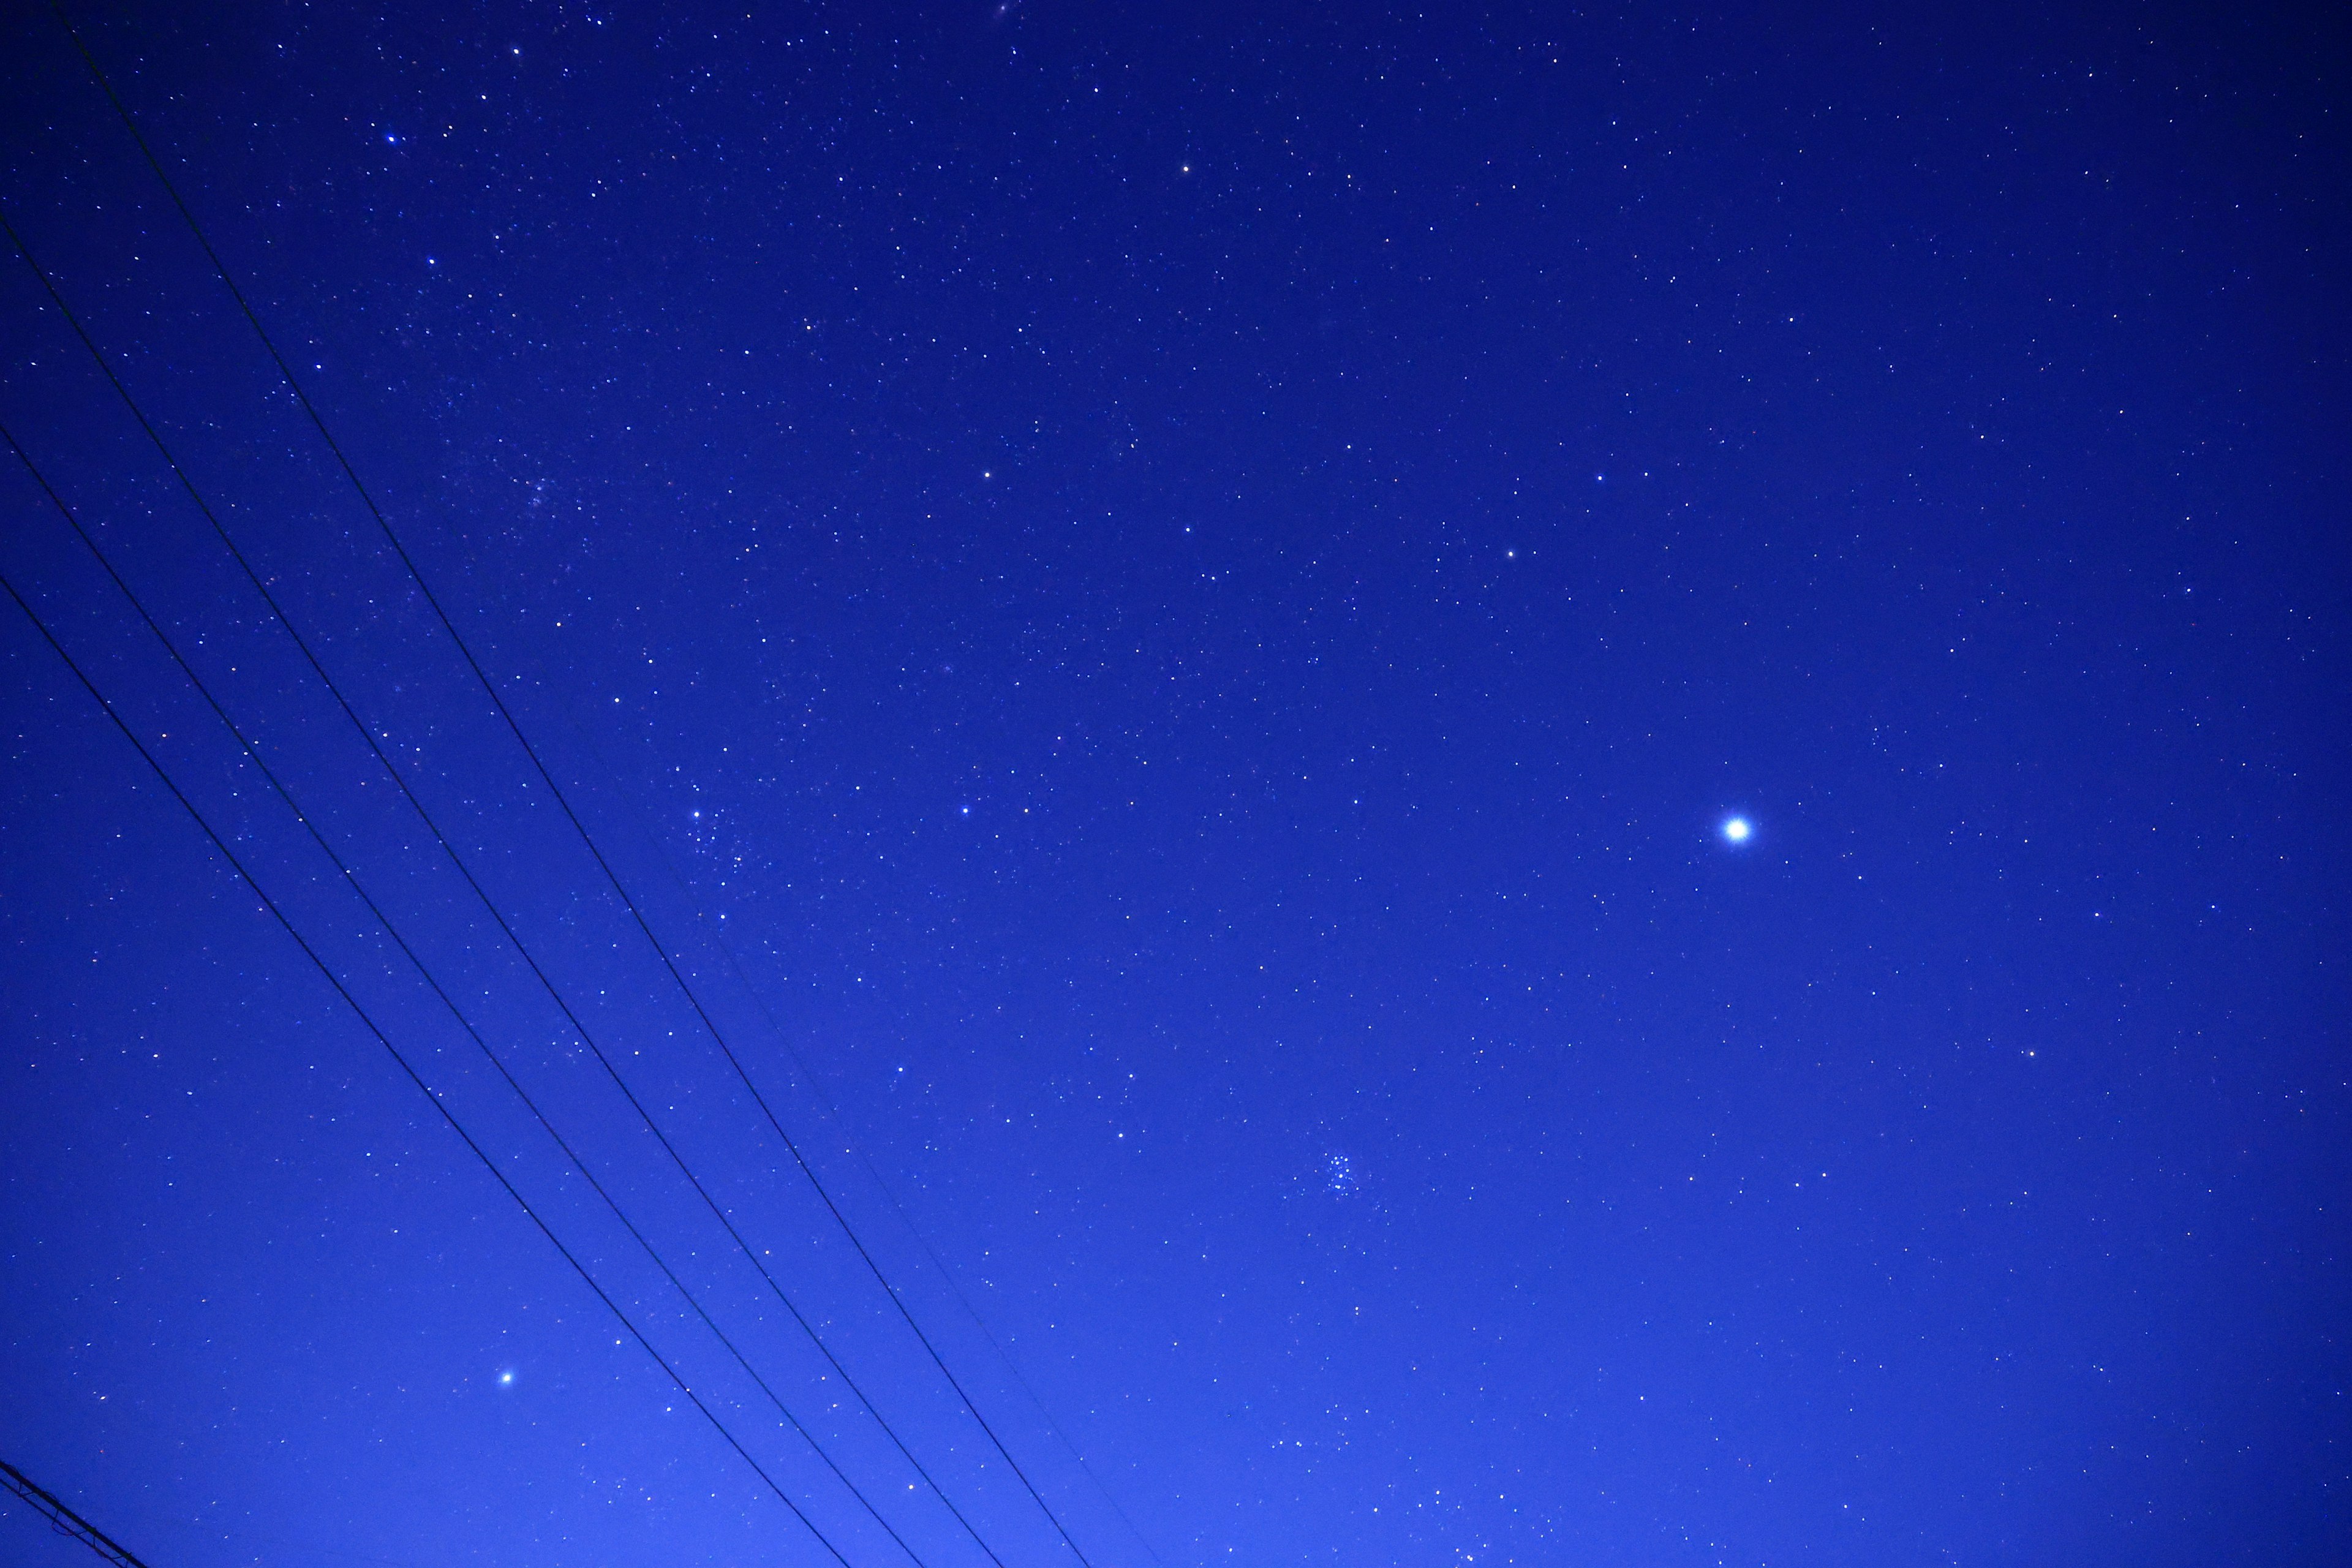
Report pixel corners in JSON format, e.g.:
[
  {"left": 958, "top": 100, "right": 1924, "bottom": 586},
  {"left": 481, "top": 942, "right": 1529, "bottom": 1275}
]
[{"left": 1723, "top": 817, "right": 1752, "bottom": 843}]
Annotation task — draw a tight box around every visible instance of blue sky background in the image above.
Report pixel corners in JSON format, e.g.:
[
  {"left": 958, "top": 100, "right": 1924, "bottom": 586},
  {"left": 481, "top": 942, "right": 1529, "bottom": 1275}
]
[{"left": 2, "top": 2, "right": 2345, "bottom": 1564}]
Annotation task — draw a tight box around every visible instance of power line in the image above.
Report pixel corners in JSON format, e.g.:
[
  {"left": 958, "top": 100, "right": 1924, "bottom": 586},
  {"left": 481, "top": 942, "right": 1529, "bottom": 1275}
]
[
  {"left": 1, "top": 1460, "right": 153, "bottom": 1568},
  {"left": 0, "top": 418, "right": 938, "bottom": 1568},
  {"left": 0, "top": 212, "right": 1011, "bottom": 1568},
  {"left": 50, "top": 10, "right": 1109, "bottom": 1563},
  {"left": 0, "top": 559, "right": 861, "bottom": 1568},
  {"left": 4, "top": 205, "right": 1020, "bottom": 1568},
  {"left": 569, "top": 710, "right": 1169, "bottom": 1568}
]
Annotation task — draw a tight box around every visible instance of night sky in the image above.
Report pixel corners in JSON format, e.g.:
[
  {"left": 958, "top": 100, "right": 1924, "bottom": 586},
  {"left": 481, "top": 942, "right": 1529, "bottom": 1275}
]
[{"left": 1, "top": 2, "right": 2345, "bottom": 1564}]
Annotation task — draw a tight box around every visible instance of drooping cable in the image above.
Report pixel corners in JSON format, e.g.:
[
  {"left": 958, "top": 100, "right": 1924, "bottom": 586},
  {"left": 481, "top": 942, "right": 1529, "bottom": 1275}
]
[
  {"left": 1, "top": 213, "right": 1017, "bottom": 1568},
  {"left": 0, "top": 1458, "right": 152, "bottom": 1568},
  {"left": 51, "top": 13, "right": 1108, "bottom": 1563},
  {"left": 0, "top": 555, "right": 858, "bottom": 1568},
  {"left": 0, "top": 419, "right": 938, "bottom": 1568}
]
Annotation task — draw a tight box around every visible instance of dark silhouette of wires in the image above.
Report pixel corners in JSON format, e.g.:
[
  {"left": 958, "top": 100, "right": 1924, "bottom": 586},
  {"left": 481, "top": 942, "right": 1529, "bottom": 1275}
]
[
  {"left": 1, "top": 1458, "right": 151, "bottom": 1568},
  {"left": 48, "top": 9, "right": 1113, "bottom": 1564},
  {"left": 0, "top": 417, "right": 939, "bottom": 1568},
  {"left": 576, "top": 722, "right": 1175, "bottom": 1568},
  {"left": 0, "top": 556, "right": 859, "bottom": 1568},
  {"left": 1, "top": 208, "right": 1014, "bottom": 1568}
]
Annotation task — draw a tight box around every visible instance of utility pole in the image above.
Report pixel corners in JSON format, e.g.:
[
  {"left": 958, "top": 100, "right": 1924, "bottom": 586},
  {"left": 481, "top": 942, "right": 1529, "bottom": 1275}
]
[{"left": 0, "top": 1460, "right": 153, "bottom": 1567}]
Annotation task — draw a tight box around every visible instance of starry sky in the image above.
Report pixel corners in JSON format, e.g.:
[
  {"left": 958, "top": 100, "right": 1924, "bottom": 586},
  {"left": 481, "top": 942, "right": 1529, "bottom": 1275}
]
[{"left": 1, "top": 2, "right": 2345, "bottom": 1565}]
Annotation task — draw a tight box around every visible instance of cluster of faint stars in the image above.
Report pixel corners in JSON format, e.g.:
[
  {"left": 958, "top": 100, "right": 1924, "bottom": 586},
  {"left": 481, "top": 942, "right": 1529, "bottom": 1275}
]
[{"left": 1325, "top": 1153, "right": 1357, "bottom": 1197}]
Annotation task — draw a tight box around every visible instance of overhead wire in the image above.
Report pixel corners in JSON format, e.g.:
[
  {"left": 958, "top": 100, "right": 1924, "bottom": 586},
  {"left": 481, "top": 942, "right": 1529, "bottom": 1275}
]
[
  {"left": 1, "top": 1458, "right": 153, "bottom": 1568},
  {"left": 0, "top": 209, "right": 1017, "bottom": 1568},
  {"left": 48, "top": 8, "right": 1110, "bottom": 1563},
  {"left": 0, "top": 549, "right": 860, "bottom": 1568},
  {"left": 566, "top": 710, "right": 1169, "bottom": 1568},
  {"left": 0, "top": 415, "right": 940, "bottom": 1568}
]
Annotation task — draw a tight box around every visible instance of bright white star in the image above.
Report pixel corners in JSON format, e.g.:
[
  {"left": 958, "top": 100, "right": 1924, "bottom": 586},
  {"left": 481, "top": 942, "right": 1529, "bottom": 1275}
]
[{"left": 1723, "top": 818, "right": 1751, "bottom": 843}]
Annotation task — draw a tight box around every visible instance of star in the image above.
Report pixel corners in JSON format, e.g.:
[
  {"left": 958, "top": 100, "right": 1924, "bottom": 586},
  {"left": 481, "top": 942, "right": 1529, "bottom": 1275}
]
[{"left": 1722, "top": 817, "right": 1751, "bottom": 843}]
